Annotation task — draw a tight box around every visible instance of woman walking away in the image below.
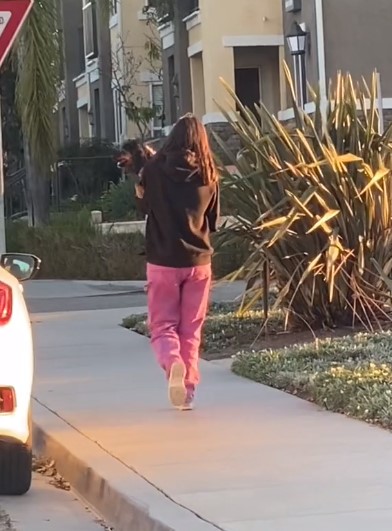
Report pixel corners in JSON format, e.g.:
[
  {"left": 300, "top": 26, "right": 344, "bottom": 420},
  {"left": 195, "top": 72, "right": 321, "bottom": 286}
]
[{"left": 136, "top": 114, "right": 220, "bottom": 411}]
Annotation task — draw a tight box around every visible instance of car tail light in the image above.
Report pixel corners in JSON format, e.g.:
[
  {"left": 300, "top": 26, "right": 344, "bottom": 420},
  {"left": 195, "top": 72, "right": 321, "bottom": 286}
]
[
  {"left": 0, "top": 388, "right": 15, "bottom": 413},
  {"left": 0, "top": 281, "right": 12, "bottom": 325}
]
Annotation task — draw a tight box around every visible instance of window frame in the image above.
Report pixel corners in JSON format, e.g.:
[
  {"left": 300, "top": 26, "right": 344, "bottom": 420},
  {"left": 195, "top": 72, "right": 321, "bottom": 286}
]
[
  {"left": 83, "top": 1, "right": 98, "bottom": 61},
  {"left": 150, "top": 81, "right": 164, "bottom": 137}
]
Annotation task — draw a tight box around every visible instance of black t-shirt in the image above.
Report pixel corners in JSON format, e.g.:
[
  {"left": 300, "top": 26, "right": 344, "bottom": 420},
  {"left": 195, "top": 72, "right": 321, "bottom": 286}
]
[{"left": 138, "top": 153, "right": 220, "bottom": 268}]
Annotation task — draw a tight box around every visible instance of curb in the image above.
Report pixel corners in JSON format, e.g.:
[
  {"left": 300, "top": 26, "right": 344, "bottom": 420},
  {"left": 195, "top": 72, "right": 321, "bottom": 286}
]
[
  {"left": 32, "top": 402, "right": 219, "bottom": 531},
  {"left": 33, "top": 422, "right": 173, "bottom": 531}
]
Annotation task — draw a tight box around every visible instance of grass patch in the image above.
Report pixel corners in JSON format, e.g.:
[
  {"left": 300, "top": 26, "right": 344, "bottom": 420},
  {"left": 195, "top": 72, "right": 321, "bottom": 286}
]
[
  {"left": 122, "top": 302, "right": 285, "bottom": 360},
  {"left": 232, "top": 332, "right": 392, "bottom": 429}
]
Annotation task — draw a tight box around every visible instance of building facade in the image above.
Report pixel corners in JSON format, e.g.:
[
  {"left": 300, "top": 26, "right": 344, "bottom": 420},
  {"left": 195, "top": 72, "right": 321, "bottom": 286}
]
[
  {"left": 58, "top": 0, "right": 84, "bottom": 146},
  {"left": 281, "top": 0, "right": 392, "bottom": 120},
  {"left": 160, "top": 0, "right": 284, "bottom": 142},
  {"left": 109, "top": 0, "right": 163, "bottom": 144},
  {"left": 59, "top": 0, "right": 115, "bottom": 144},
  {"left": 59, "top": 0, "right": 163, "bottom": 147}
]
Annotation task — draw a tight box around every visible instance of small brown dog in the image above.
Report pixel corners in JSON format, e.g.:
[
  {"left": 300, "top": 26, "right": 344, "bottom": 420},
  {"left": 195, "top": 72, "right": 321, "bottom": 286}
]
[{"left": 117, "top": 139, "right": 155, "bottom": 176}]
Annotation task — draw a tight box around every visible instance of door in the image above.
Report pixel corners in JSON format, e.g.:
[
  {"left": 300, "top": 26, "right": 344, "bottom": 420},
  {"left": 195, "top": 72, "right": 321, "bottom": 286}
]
[{"left": 234, "top": 67, "right": 261, "bottom": 112}]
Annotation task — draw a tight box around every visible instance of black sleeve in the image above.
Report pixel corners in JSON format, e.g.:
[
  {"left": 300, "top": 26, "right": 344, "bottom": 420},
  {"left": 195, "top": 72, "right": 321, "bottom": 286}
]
[
  {"left": 207, "top": 182, "right": 220, "bottom": 232},
  {"left": 136, "top": 167, "right": 150, "bottom": 217}
]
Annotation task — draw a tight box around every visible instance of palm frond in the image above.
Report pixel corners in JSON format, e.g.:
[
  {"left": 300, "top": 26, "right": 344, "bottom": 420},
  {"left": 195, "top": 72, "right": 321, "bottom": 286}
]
[{"left": 15, "top": 0, "right": 61, "bottom": 173}]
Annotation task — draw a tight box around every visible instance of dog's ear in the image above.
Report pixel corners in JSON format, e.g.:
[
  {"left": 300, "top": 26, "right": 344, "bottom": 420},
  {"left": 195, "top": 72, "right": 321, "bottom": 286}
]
[{"left": 121, "top": 139, "right": 138, "bottom": 153}]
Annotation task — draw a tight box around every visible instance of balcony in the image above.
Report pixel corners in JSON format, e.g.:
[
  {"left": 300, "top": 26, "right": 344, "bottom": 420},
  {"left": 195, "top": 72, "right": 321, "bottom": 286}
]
[
  {"left": 145, "top": 0, "right": 174, "bottom": 25},
  {"left": 183, "top": 0, "right": 200, "bottom": 31},
  {"left": 189, "top": 0, "right": 199, "bottom": 14}
]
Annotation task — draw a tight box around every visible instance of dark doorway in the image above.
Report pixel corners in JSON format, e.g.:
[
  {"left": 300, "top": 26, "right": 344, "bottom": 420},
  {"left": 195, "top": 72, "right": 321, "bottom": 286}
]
[
  {"left": 168, "top": 55, "right": 178, "bottom": 123},
  {"left": 234, "top": 67, "right": 261, "bottom": 112},
  {"left": 93, "top": 88, "right": 101, "bottom": 139}
]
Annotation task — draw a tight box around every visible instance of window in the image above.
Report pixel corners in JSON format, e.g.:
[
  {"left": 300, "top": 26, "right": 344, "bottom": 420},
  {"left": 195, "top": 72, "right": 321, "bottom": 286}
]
[
  {"left": 60, "top": 107, "right": 68, "bottom": 146},
  {"left": 111, "top": 0, "right": 118, "bottom": 16},
  {"left": 78, "top": 105, "right": 90, "bottom": 139},
  {"left": 151, "top": 83, "right": 164, "bottom": 136},
  {"left": 168, "top": 55, "right": 177, "bottom": 123},
  {"left": 94, "top": 88, "right": 102, "bottom": 139},
  {"left": 77, "top": 25, "right": 85, "bottom": 73},
  {"left": 83, "top": 1, "right": 98, "bottom": 60},
  {"left": 190, "top": 0, "right": 199, "bottom": 13},
  {"left": 113, "top": 89, "right": 123, "bottom": 143}
]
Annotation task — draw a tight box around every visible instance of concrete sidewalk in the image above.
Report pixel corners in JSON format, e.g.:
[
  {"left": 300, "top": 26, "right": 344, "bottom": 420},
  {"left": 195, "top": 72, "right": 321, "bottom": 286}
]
[{"left": 32, "top": 307, "right": 392, "bottom": 531}]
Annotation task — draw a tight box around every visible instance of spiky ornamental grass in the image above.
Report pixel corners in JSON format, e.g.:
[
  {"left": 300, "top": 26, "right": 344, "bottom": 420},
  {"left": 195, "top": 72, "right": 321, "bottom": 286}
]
[{"left": 216, "top": 68, "right": 392, "bottom": 331}]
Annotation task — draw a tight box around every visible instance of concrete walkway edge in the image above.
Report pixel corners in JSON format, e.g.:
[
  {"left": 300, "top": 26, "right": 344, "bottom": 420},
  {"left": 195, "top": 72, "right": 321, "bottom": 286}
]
[{"left": 32, "top": 401, "right": 219, "bottom": 531}]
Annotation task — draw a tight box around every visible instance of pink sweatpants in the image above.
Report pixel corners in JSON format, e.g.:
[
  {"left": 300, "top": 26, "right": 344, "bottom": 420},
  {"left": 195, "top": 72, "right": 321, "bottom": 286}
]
[{"left": 147, "top": 263, "right": 212, "bottom": 391}]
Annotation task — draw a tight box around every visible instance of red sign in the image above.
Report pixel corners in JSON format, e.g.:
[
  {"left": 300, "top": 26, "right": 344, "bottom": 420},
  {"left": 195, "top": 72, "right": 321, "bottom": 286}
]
[{"left": 0, "top": 0, "right": 34, "bottom": 68}]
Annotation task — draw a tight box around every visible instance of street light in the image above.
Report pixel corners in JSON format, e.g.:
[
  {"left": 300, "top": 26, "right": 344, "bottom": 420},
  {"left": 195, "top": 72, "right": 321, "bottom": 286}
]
[{"left": 286, "top": 22, "right": 308, "bottom": 108}]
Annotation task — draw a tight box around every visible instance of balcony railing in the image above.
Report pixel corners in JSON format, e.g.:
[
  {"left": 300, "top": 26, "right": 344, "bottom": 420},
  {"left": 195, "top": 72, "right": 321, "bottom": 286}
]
[
  {"left": 147, "top": 0, "right": 200, "bottom": 25},
  {"left": 189, "top": 0, "right": 199, "bottom": 13},
  {"left": 145, "top": 0, "right": 174, "bottom": 23}
]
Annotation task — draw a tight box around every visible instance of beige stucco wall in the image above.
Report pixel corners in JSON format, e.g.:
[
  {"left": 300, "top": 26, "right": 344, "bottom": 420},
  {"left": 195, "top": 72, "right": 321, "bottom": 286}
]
[
  {"left": 111, "top": 0, "right": 162, "bottom": 139},
  {"left": 76, "top": 81, "right": 89, "bottom": 104},
  {"left": 200, "top": 0, "right": 282, "bottom": 35},
  {"left": 190, "top": 54, "right": 206, "bottom": 119},
  {"left": 188, "top": 22, "right": 202, "bottom": 48},
  {"left": 75, "top": 79, "right": 93, "bottom": 138},
  {"left": 192, "top": 0, "right": 283, "bottom": 115},
  {"left": 78, "top": 106, "right": 90, "bottom": 139}
]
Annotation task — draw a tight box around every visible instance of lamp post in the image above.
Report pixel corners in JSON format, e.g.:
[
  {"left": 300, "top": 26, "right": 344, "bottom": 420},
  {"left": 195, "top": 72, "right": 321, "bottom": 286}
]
[{"left": 287, "top": 22, "right": 308, "bottom": 108}]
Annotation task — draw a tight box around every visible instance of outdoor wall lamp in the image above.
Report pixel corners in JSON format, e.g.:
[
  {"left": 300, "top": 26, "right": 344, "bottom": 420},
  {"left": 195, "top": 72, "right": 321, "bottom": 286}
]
[
  {"left": 286, "top": 21, "right": 308, "bottom": 108},
  {"left": 287, "top": 21, "right": 307, "bottom": 55}
]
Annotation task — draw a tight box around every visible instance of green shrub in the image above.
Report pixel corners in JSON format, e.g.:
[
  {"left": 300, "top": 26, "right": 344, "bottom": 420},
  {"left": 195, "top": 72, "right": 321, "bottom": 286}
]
[
  {"left": 6, "top": 212, "right": 146, "bottom": 280},
  {"left": 100, "top": 180, "right": 140, "bottom": 222},
  {"left": 123, "top": 302, "right": 284, "bottom": 359},
  {"left": 6, "top": 213, "right": 245, "bottom": 280},
  {"left": 58, "top": 139, "right": 121, "bottom": 203},
  {"left": 212, "top": 233, "right": 249, "bottom": 278},
  {"left": 232, "top": 332, "right": 392, "bottom": 429}
]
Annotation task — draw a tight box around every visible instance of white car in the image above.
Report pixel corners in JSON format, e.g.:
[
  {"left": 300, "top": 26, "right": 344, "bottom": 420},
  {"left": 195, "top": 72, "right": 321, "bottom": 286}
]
[{"left": 0, "top": 252, "right": 40, "bottom": 495}]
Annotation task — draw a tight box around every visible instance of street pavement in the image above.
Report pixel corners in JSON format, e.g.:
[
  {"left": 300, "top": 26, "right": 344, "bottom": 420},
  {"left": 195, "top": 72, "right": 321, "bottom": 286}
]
[
  {"left": 0, "top": 474, "right": 108, "bottom": 531},
  {"left": 28, "top": 280, "right": 392, "bottom": 531},
  {"left": 24, "top": 280, "right": 246, "bottom": 313}
]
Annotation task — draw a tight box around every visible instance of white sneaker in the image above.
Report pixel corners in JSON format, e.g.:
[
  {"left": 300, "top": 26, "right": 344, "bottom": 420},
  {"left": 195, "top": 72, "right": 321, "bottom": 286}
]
[
  {"left": 180, "top": 391, "right": 195, "bottom": 411},
  {"left": 168, "top": 362, "right": 187, "bottom": 409}
]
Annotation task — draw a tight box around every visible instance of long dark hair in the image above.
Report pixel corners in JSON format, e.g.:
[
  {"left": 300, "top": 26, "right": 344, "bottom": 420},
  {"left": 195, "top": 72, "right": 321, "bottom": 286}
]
[
  {"left": 158, "top": 114, "right": 218, "bottom": 184},
  {"left": 120, "top": 139, "right": 155, "bottom": 174}
]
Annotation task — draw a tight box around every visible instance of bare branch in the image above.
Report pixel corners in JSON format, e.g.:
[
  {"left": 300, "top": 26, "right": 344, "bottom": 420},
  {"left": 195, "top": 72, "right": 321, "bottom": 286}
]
[{"left": 110, "top": 25, "right": 164, "bottom": 140}]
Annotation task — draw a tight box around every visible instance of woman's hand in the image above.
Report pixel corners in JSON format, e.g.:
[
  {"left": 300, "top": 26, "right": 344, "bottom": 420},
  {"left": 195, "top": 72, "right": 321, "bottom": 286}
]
[{"left": 135, "top": 183, "right": 145, "bottom": 199}]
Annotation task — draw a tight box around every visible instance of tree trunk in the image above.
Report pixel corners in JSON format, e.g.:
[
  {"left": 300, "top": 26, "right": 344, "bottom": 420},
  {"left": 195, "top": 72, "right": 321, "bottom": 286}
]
[{"left": 24, "top": 140, "right": 50, "bottom": 226}]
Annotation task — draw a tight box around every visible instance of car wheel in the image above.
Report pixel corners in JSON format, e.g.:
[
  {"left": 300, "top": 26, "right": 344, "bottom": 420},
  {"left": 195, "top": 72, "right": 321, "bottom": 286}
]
[{"left": 0, "top": 408, "right": 32, "bottom": 495}]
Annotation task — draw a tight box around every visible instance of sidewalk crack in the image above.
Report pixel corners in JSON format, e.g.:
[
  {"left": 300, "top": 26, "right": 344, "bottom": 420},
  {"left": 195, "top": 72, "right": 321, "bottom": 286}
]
[{"left": 34, "top": 397, "right": 225, "bottom": 531}]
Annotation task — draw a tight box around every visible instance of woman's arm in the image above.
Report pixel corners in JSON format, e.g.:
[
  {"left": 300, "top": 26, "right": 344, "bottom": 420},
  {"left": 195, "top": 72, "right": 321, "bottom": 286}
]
[
  {"left": 135, "top": 183, "right": 144, "bottom": 199},
  {"left": 207, "top": 182, "right": 220, "bottom": 232},
  {"left": 135, "top": 167, "right": 150, "bottom": 216}
]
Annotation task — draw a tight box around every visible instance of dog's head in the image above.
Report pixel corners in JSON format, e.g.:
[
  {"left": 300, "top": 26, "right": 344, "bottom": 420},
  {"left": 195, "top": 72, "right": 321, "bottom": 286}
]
[{"left": 117, "top": 139, "right": 155, "bottom": 175}]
